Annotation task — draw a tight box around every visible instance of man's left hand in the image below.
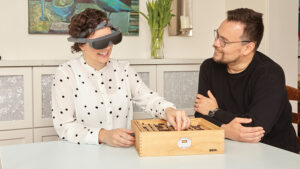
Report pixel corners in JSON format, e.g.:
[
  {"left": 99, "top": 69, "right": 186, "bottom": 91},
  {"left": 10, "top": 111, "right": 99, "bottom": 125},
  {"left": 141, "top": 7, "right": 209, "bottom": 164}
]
[{"left": 194, "top": 90, "right": 218, "bottom": 115}]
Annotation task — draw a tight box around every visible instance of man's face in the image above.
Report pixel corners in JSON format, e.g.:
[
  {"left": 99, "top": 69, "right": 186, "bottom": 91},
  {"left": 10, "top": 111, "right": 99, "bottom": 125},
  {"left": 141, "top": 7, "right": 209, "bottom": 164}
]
[{"left": 213, "top": 20, "right": 247, "bottom": 64}]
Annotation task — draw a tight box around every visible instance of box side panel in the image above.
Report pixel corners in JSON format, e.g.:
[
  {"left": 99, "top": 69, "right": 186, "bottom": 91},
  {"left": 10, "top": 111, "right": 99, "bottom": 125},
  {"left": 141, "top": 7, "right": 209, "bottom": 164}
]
[{"left": 140, "top": 130, "right": 224, "bottom": 157}]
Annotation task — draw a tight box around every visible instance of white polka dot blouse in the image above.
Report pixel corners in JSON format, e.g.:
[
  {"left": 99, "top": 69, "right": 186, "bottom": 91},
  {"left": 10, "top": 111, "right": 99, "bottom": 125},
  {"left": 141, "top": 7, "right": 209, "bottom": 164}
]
[{"left": 51, "top": 57, "right": 175, "bottom": 145}]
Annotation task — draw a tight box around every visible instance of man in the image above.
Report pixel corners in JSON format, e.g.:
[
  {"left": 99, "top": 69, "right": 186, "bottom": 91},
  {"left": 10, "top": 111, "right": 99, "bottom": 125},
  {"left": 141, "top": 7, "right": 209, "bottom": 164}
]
[{"left": 194, "top": 8, "right": 299, "bottom": 153}]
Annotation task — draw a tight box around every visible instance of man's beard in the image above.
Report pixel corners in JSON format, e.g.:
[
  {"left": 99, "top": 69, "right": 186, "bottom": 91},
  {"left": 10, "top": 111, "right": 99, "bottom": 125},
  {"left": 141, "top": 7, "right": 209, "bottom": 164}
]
[
  {"left": 213, "top": 54, "right": 240, "bottom": 65},
  {"left": 213, "top": 53, "right": 226, "bottom": 64}
]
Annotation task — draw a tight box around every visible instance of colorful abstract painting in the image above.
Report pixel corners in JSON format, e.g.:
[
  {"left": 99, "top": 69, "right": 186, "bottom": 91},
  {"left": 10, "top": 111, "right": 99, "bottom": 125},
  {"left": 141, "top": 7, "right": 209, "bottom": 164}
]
[{"left": 28, "top": 0, "right": 139, "bottom": 35}]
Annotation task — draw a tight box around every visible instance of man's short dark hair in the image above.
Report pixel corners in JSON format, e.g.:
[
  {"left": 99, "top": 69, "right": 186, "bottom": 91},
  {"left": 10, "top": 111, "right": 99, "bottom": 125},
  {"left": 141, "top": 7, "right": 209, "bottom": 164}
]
[{"left": 227, "top": 8, "right": 264, "bottom": 50}]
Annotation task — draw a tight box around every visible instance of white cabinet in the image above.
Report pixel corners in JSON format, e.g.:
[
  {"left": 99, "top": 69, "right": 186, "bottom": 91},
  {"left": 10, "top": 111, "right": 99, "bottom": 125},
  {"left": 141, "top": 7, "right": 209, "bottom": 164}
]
[
  {"left": 0, "top": 68, "right": 33, "bottom": 130},
  {"left": 157, "top": 65, "right": 200, "bottom": 116},
  {"left": 34, "top": 127, "right": 58, "bottom": 142},
  {"left": 33, "top": 67, "right": 56, "bottom": 127},
  {"left": 0, "top": 59, "right": 202, "bottom": 146},
  {"left": 0, "top": 129, "right": 33, "bottom": 146}
]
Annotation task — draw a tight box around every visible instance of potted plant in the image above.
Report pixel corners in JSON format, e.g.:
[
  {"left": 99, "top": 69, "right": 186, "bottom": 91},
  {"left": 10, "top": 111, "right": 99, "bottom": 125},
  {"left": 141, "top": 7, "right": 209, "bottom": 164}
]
[{"left": 140, "top": 0, "right": 174, "bottom": 59}]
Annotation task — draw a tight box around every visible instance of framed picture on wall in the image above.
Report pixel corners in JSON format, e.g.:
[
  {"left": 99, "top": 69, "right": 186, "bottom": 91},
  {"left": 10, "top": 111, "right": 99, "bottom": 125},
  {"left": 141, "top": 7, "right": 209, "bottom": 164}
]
[{"left": 28, "top": 0, "right": 139, "bottom": 35}]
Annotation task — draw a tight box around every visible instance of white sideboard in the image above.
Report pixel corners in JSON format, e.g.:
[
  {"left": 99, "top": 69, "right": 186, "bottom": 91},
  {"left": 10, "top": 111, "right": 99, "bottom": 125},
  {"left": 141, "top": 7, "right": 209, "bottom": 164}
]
[{"left": 0, "top": 59, "right": 203, "bottom": 146}]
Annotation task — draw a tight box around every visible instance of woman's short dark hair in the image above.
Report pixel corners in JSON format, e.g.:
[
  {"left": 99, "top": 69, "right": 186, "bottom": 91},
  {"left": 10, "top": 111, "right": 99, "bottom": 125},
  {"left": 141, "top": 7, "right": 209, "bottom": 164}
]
[
  {"left": 68, "top": 8, "right": 107, "bottom": 53},
  {"left": 227, "top": 8, "right": 264, "bottom": 50}
]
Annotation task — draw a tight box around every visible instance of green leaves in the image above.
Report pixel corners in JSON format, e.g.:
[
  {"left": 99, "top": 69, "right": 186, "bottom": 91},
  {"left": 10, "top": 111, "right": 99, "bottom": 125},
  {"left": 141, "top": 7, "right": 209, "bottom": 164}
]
[
  {"left": 140, "top": 0, "right": 174, "bottom": 31},
  {"left": 137, "top": 0, "right": 174, "bottom": 58}
]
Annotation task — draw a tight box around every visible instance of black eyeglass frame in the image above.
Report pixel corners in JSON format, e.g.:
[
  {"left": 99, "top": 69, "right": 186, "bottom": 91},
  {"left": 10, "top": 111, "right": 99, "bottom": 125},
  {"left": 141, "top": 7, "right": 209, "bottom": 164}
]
[{"left": 214, "top": 29, "right": 251, "bottom": 48}]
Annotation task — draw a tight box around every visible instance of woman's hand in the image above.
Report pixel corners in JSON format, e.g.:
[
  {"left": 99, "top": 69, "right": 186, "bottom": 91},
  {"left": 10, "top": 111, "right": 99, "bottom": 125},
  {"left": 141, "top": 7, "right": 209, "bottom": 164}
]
[
  {"left": 165, "top": 107, "right": 190, "bottom": 131},
  {"left": 98, "top": 128, "right": 135, "bottom": 147}
]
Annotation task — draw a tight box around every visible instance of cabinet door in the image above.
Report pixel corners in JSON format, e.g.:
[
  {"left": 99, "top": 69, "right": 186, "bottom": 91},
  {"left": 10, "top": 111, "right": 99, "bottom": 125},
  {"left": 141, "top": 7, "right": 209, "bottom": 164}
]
[
  {"left": 130, "top": 65, "right": 156, "bottom": 119},
  {"left": 33, "top": 67, "right": 57, "bottom": 127},
  {"left": 34, "top": 127, "right": 58, "bottom": 143},
  {"left": 0, "top": 129, "right": 33, "bottom": 146},
  {"left": 0, "top": 68, "right": 33, "bottom": 130},
  {"left": 157, "top": 65, "right": 200, "bottom": 116}
]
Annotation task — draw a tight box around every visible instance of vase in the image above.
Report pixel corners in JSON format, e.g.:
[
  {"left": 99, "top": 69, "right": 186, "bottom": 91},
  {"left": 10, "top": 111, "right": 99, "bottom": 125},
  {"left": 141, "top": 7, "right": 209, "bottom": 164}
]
[{"left": 151, "top": 28, "right": 164, "bottom": 59}]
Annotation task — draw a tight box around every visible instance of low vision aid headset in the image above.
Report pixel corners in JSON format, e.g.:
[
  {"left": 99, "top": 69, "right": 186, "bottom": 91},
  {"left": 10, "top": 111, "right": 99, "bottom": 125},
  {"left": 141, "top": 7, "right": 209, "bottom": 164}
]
[{"left": 67, "top": 21, "right": 122, "bottom": 49}]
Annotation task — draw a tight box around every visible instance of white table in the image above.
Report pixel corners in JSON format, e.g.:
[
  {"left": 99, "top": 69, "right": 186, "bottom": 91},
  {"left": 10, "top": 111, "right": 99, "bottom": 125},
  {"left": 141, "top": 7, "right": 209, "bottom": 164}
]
[{"left": 0, "top": 140, "right": 299, "bottom": 169}]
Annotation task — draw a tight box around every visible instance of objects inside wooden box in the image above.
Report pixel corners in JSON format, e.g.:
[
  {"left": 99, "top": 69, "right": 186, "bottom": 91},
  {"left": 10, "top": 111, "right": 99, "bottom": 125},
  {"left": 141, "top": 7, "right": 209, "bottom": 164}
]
[
  {"left": 131, "top": 118, "right": 225, "bottom": 157},
  {"left": 137, "top": 119, "right": 211, "bottom": 132}
]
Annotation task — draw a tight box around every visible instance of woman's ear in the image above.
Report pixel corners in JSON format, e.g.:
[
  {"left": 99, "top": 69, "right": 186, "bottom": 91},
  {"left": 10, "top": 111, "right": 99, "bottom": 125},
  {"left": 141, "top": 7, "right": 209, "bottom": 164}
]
[{"left": 79, "top": 43, "right": 86, "bottom": 52}]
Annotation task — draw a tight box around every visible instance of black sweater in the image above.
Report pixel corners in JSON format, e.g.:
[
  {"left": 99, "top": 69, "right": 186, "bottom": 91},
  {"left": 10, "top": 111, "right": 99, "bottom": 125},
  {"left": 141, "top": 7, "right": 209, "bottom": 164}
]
[{"left": 195, "top": 51, "right": 299, "bottom": 153}]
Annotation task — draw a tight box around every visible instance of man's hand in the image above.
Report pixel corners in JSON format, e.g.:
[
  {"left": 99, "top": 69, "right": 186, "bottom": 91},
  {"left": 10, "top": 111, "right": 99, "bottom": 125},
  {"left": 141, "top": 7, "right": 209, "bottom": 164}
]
[
  {"left": 221, "top": 118, "right": 265, "bottom": 143},
  {"left": 165, "top": 107, "right": 190, "bottom": 131},
  {"left": 98, "top": 128, "right": 135, "bottom": 147},
  {"left": 194, "top": 90, "right": 218, "bottom": 115}
]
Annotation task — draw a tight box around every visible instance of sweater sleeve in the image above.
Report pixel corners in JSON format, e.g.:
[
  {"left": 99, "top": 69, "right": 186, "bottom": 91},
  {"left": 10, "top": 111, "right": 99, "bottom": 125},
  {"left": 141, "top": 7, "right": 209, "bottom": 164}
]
[
  {"left": 213, "top": 65, "right": 287, "bottom": 134},
  {"left": 52, "top": 67, "right": 101, "bottom": 145},
  {"left": 195, "top": 59, "right": 223, "bottom": 126},
  {"left": 127, "top": 65, "right": 175, "bottom": 119}
]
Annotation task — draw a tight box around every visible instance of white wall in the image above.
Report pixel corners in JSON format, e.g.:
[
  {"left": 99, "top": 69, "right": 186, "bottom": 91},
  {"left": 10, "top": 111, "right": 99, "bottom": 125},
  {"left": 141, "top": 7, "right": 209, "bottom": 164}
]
[
  {"left": 225, "top": 0, "right": 268, "bottom": 54},
  {"left": 226, "top": 0, "right": 298, "bottom": 88},
  {"left": 0, "top": 0, "right": 225, "bottom": 61},
  {"left": 268, "top": 0, "right": 298, "bottom": 87},
  {"left": 0, "top": 0, "right": 297, "bottom": 84}
]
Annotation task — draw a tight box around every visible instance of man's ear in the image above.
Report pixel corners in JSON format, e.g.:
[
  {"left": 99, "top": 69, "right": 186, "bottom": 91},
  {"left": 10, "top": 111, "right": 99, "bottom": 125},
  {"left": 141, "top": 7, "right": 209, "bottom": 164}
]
[{"left": 243, "top": 42, "right": 256, "bottom": 55}]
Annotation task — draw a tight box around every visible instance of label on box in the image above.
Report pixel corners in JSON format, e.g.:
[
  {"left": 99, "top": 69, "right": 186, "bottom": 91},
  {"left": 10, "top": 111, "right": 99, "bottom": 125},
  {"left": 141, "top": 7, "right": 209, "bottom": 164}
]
[{"left": 177, "top": 137, "right": 191, "bottom": 149}]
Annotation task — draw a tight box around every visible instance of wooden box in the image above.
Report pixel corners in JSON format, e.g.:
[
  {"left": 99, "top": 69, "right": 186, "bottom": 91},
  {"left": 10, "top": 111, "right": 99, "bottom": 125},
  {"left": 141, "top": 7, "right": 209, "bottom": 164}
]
[{"left": 131, "top": 118, "right": 224, "bottom": 157}]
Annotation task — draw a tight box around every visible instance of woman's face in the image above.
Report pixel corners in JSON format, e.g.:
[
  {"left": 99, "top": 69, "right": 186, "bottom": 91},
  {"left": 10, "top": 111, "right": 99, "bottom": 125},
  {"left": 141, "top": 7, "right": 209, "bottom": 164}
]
[{"left": 80, "top": 27, "right": 113, "bottom": 69}]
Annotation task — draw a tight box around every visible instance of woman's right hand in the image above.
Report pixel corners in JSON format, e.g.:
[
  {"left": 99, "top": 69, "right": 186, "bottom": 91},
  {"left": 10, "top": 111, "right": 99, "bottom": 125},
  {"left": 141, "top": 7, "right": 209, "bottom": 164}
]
[{"left": 98, "top": 128, "right": 135, "bottom": 147}]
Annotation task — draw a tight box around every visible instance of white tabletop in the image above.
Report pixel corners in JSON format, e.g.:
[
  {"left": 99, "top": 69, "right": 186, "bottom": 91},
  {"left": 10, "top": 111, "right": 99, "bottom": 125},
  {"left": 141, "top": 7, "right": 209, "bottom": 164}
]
[{"left": 0, "top": 140, "right": 299, "bottom": 169}]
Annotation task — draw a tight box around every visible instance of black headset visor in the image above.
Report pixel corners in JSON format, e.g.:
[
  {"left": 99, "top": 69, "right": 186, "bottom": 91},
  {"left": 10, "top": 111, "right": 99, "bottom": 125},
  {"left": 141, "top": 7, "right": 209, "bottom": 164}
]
[
  {"left": 89, "top": 28, "right": 122, "bottom": 49},
  {"left": 67, "top": 21, "right": 123, "bottom": 50}
]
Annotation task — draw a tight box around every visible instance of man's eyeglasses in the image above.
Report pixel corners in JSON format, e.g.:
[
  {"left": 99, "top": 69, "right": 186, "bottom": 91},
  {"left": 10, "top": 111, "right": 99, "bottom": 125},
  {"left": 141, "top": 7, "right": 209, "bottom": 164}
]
[{"left": 214, "top": 29, "right": 251, "bottom": 48}]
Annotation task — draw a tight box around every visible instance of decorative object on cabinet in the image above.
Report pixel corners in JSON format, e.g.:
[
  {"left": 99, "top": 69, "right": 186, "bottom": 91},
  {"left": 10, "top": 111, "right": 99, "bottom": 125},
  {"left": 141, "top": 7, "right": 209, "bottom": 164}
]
[
  {"left": 168, "top": 0, "right": 192, "bottom": 36},
  {"left": 139, "top": 0, "right": 174, "bottom": 59}
]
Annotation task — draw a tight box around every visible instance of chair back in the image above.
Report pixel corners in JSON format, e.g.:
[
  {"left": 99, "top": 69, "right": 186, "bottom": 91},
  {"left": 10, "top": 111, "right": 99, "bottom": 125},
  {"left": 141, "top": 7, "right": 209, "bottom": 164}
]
[{"left": 286, "top": 85, "right": 300, "bottom": 146}]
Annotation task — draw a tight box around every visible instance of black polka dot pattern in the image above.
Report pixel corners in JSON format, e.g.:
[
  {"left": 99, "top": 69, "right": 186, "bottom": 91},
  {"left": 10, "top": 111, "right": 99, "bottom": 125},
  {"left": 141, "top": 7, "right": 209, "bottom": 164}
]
[{"left": 52, "top": 59, "right": 175, "bottom": 145}]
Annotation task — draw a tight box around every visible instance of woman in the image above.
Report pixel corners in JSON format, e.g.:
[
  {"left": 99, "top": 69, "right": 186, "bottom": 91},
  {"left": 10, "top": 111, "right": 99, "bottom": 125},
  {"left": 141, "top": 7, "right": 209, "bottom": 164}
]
[{"left": 52, "top": 8, "right": 190, "bottom": 147}]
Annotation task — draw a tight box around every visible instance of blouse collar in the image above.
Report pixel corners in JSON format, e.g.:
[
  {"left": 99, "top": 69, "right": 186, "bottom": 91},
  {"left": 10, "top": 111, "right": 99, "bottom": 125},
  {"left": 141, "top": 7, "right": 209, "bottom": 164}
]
[{"left": 79, "top": 56, "right": 111, "bottom": 76}]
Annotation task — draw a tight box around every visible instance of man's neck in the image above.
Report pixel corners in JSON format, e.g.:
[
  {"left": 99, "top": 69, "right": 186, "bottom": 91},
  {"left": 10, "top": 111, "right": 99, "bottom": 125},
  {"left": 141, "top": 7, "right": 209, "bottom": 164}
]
[{"left": 227, "top": 52, "right": 255, "bottom": 74}]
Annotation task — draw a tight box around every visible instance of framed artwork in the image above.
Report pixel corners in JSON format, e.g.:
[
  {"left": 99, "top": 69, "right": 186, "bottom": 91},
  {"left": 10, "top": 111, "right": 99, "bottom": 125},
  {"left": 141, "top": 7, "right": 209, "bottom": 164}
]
[{"left": 28, "top": 0, "right": 139, "bottom": 35}]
